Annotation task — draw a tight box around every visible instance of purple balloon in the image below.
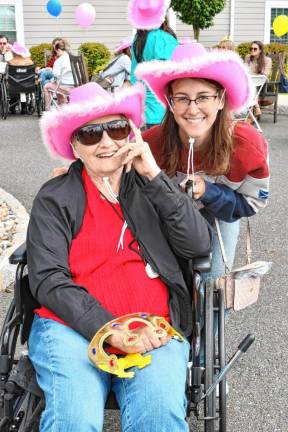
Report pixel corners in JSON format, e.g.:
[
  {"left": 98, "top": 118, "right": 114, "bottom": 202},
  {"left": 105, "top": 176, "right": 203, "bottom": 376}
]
[{"left": 75, "top": 3, "right": 96, "bottom": 28}]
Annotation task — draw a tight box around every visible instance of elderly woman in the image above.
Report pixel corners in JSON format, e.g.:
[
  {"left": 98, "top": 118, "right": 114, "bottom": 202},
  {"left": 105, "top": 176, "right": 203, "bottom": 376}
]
[{"left": 27, "top": 82, "right": 211, "bottom": 431}]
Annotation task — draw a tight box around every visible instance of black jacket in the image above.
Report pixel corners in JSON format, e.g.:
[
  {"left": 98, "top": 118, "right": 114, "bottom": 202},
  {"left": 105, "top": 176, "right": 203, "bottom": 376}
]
[{"left": 27, "top": 160, "right": 211, "bottom": 341}]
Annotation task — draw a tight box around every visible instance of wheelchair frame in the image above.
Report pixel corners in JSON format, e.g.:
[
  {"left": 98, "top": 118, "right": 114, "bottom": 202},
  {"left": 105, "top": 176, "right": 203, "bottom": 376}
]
[
  {"left": 0, "top": 64, "right": 44, "bottom": 119},
  {"left": 0, "top": 243, "right": 254, "bottom": 432}
]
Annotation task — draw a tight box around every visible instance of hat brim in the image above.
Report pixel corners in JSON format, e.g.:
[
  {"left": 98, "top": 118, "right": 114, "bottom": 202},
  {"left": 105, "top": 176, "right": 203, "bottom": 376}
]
[
  {"left": 115, "top": 42, "right": 131, "bottom": 53},
  {"left": 136, "top": 50, "right": 254, "bottom": 112},
  {"left": 40, "top": 83, "right": 146, "bottom": 161},
  {"left": 128, "top": 0, "right": 170, "bottom": 30}
]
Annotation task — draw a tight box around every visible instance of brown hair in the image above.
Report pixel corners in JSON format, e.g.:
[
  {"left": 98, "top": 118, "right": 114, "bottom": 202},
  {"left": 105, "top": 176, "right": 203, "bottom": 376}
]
[
  {"left": 160, "top": 79, "right": 234, "bottom": 177},
  {"left": 249, "top": 41, "right": 265, "bottom": 74}
]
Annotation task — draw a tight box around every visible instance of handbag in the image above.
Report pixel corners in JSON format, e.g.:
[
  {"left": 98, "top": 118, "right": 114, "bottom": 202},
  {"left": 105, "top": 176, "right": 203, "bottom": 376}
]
[
  {"left": 280, "top": 72, "right": 288, "bottom": 93},
  {"left": 215, "top": 218, "right": 272, "bottom": 311}
]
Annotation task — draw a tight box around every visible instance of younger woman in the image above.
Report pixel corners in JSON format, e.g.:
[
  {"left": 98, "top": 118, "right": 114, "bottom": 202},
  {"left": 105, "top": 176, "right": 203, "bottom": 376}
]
[{"left": 137, "top": 42, "right": 270, "bottom": 279}]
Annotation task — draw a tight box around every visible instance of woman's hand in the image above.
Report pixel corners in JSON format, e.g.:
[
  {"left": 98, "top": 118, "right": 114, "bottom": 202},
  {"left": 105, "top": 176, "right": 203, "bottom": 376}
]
[
  {"left": 193, "top": 174, "right": 206, "bottom": 199},
  {"left": 113, "top": 120, "right": 161, "bottom": 180},
  {"left": 106, "top": 325, "right": 171, "bottom": 354},
  {"left": 181, "top": 174, "right": 206, "bottom": 200}
]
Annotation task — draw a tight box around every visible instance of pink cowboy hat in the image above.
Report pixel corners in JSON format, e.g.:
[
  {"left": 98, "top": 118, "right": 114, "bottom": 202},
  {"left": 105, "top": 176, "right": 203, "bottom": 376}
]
[
  {"left": 135, "top": 41, "right": 254, "bottom": 112},
  {"left": 11, "top": 42, "right": 30, "bottom": 58},
  {"left": 115, "top": 36, "right": 133, "bottom": 54},
  {"left": 128, "top": 0, "right": 171, "bottom": 30},
  {"left": 40, "top": 82, "right": 146, "bottom": 161}
]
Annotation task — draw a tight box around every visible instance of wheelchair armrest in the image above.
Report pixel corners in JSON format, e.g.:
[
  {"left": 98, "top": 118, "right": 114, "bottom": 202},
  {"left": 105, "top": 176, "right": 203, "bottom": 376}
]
[
  {"left": 9, "top": 242, "right": 27, "bottom": 265},
  {"left": 192, "top": 254, "right": 212, "bottom": 273}
]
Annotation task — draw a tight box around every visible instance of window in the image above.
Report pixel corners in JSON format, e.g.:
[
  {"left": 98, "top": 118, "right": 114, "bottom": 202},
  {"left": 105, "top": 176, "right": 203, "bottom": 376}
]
[
  {"left": 0, "top": 0, "right": 24, "bottom": 44},
  {"left": 0, "top": 5, "right": 16, "bottom": 42},
  {"left": 264, "top": 1, "right": 288, "bottom": 44}
]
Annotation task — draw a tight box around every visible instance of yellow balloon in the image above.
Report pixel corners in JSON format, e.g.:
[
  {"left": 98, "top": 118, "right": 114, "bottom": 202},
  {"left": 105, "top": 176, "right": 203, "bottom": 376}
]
[{"left": 273, "top": 15, "right": 288, "bottom": 37}]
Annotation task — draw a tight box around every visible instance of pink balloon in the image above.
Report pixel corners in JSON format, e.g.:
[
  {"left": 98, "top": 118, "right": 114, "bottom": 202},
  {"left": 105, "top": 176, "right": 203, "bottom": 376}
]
[{"left": 75, "top": 3, "right": 96, "bottom": 28}]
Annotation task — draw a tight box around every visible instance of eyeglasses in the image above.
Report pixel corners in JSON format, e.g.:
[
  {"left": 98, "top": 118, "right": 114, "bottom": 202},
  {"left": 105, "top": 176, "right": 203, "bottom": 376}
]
[
  {"left": 250, "top": 47, "right": 259, "bottom": 52},
  {"left": 169, "top": 94, "right": 219, "bottom": 110},
  {"left": 0, "top": 42, "right": 7, "bottom": 46},
  {"left": 72, "top": 119, "right": 131, "bottom": 146}
]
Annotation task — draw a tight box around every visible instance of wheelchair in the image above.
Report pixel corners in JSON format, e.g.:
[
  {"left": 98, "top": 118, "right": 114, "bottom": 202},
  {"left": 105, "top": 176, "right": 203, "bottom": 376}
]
[
  {"left": 0, "top": 243, "right": 254, "bottom": 432},
  {"left": 1, "top": 64, "right": 44, "bottom": 118}
]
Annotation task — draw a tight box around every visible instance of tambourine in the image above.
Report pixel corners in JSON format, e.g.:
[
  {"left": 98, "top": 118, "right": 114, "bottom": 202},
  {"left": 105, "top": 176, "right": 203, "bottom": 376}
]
[{"left": 88, "top": 313, "right": 184, "bottom": 378}]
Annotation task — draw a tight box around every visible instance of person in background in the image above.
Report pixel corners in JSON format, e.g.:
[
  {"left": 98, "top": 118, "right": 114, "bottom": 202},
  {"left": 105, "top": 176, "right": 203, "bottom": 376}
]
[
  {"left": 99, "top": 36, "right": 132, "bottom": 91},
  {"left": 0, "top": 35, "right": 13, "bottom": 62},
  {"left": 38, "top": 38, "right": 68, "bottom": 86},
  {"left": 218, "top": 36, "right": 235, "bottom": 51},
  {"left": 136, "top": 41, "right": 270, "bottom": 281},
  {"left": 43, "top": 40, "right": 74, "bottom": 110},
  {"left": 128, "top": 0, "right": 179, "bottom": 129},
  {"left": 27, "top": 81, "right": 211, "bottom": 431},
  {"left": 8, "top": 42, "right": 33, "bottom": 66},
  {"left": 244, "top": 41, "right": 272, "bottom": 117}
]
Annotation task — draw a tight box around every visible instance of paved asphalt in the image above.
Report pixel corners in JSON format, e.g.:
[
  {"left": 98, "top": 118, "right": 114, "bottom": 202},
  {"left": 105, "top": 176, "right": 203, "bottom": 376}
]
[{"left": 0, "top": 113, "right": 287, "bottom": 431}]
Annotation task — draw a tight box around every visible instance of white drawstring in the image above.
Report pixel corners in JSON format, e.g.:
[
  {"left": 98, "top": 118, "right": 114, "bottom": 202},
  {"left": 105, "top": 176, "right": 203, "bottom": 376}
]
[
  {"left": 117, "top": 221, "right": 128, "bottom": 252},
  {"left": 186, "top": 137, "right": 195, "bottom": 182},
  {"left": 102, "top": 177, "right": 119, "bottom": 203},
  {"left": 102, "top": 176, "right": 128, "bottom": 253}
]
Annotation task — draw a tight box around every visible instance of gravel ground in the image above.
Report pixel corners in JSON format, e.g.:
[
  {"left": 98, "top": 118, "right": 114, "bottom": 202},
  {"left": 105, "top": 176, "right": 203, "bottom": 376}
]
[{"left": 0, "top": 113, "right": 287, "bottom": 431}]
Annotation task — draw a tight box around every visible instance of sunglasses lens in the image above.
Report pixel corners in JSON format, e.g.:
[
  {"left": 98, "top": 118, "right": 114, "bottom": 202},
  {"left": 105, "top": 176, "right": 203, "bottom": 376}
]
[
  {"left": 106, "top": 121, "right": 130, "bottom": 140},
  {"left": 75, "top": 126, "right": 103, "bottom": 146},
  {"left": 74, "top": 120, "right": 130, "bottom": 146}
]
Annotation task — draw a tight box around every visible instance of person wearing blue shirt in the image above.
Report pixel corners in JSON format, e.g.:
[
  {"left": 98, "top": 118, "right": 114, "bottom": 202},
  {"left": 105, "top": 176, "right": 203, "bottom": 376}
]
[{"left": 130, "top": 19, "right": 179, "bottom": 128}]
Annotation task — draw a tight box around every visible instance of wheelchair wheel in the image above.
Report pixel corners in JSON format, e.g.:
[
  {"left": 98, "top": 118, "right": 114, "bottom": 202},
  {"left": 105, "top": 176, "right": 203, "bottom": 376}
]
[
  {"left": 204, "top": 278, "right": 216, "bottom": 432},
  {"left": 0, "top": 79, "right": 9, "bottom": 120}
]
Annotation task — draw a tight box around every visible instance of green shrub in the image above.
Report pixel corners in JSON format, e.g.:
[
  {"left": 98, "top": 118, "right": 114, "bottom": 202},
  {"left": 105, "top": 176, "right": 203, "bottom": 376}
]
[
  {"left": 236, "top": 42, "right": 251, "bottom": 60},
  {"left": 30, "top": 43, "right": 52, "bottom": 67},
  {"left": 78, "top": 42, "right": 111, "bottom": 78},
  {"left": 264, "top": 42, "right": 288, "bottom": 55}
]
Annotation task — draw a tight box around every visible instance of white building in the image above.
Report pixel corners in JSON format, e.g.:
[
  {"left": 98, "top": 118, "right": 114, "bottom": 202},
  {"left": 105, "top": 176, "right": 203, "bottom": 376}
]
[{"left": 0, "top": 0, "right": 287, "bottom": 52}]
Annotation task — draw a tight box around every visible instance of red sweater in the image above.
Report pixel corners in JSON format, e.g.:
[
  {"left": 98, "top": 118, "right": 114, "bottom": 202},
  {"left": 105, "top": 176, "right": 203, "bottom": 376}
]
[{"left": 36, "top": 168, "right": 170, "bottom": 325}]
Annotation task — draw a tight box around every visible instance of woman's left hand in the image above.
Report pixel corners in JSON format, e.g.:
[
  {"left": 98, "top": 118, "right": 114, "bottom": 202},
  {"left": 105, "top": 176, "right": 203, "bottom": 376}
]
[{"left": 113, "top": 120, "right": 161, "bottom": 180}]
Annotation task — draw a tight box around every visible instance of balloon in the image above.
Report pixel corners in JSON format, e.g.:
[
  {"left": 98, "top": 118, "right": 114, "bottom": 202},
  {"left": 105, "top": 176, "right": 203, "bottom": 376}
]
[
  {"left": 46, "top": 0, "right": 62, "bottom": 17},
  {"left": 272, "top": 15, "right": 288, "bottom": 38},
  {"left": 75, "top": 3, "right": 96, "bottom": 28}
]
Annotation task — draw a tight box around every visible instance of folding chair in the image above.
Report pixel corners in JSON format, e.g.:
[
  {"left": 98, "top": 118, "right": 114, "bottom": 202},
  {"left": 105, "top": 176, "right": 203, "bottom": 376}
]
[
  {"left": 69, "top": 53, "right": 89, "bottom": 87},
  {"left": 238, "top": 75, "right": 267, "bottom": 132}
]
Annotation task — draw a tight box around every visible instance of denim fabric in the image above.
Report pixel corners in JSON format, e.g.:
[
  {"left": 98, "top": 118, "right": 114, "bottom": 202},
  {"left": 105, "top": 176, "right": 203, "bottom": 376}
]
[
  {"left": 39, "top": 69, "right": 54, "bottom": 86},
  {"left": 28, "top": 316, "right": 190, "bottom": 432},
  {"left": 202, "top": 218, "right": 240, "bottom": 281}
]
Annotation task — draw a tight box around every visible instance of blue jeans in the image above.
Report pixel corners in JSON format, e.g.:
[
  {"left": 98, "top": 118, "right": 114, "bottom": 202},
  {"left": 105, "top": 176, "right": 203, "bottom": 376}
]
[
  {"left": 202, "top": 218, "right": 240, "bottom": 281},
  {"left": 28, "top": 316, "right": 190, "bottom": 432}
]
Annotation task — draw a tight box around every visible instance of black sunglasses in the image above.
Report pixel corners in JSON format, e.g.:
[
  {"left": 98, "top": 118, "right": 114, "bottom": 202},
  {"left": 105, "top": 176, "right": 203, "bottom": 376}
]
[
  {"left": 73, "top": 119, "right": 131, "bottom": 146},
  {"left": 250, "top": 47, "right": 259, "bottom": 51}
]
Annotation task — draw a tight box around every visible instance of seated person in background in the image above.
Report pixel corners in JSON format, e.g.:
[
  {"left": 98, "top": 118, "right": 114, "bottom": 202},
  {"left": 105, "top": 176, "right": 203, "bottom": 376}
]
[
  {"left": 8, "top": 42, "right": 33, "bottom": 66},
  {"left": 27, "top": 82, "right": 211, "bottom": 432},
  {"left": 218, "top": 36, "right": 235, "bottom": 51},
  {"left": 99, "top": 36, "right": 132, "bottom": 92},
  {"left": 39, "top": 38, "right": 69, "bottom": 86},
  {"left": 44, "top": 40, "right": 74, "bottom": 110},
  {"left": 244, "top": 41, "right": 272, "bottom": 117}
]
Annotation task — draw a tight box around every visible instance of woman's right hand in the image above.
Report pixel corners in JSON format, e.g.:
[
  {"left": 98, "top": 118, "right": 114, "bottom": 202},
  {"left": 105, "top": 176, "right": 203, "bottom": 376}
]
[{"left": 106, "top": 325, "right": 171, "bottom": 354}]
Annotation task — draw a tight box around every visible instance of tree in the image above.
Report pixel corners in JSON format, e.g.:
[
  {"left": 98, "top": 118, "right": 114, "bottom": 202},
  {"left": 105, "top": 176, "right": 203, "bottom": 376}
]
[{"left": 171, "top": 0, "right": 226, "bottom": 41}]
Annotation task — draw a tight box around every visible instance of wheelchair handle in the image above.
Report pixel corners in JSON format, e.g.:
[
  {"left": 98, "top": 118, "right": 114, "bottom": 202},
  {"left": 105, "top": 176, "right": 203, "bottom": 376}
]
[
  {"left": 238, "top": 333, "right": 255, "bottom": 353},
  {"left": 203, "top": 333, "right": 255, "bottom": 399}
]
